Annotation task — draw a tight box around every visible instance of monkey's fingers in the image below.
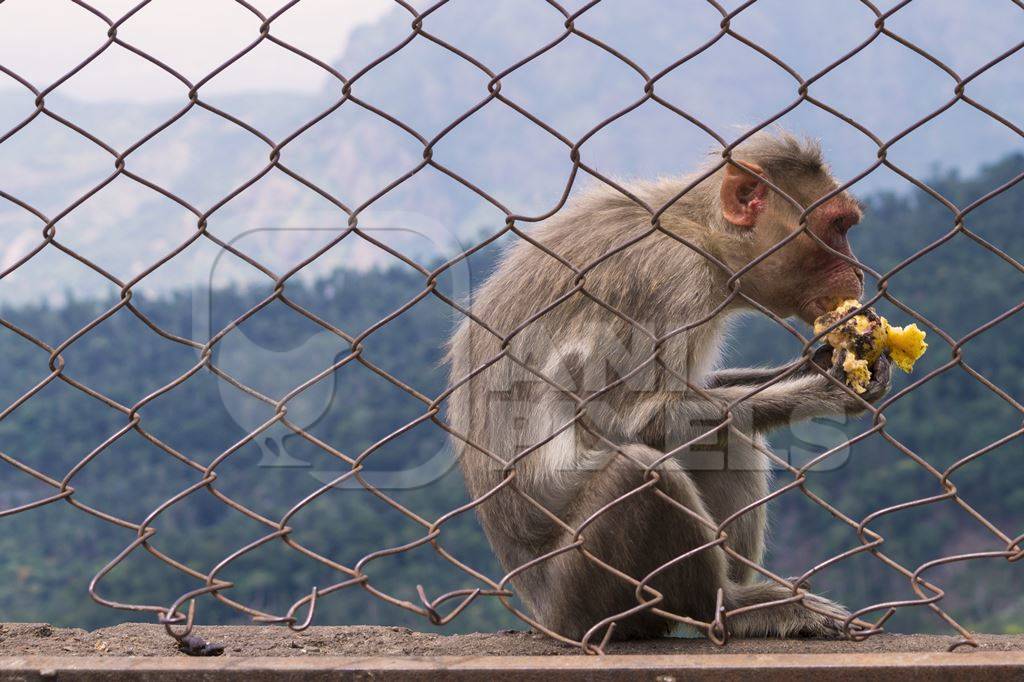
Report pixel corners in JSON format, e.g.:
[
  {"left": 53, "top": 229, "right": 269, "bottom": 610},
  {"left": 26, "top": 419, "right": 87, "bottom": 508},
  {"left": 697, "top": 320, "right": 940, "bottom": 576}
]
[
  {"left": 861, "top": 353, "right": 893, "bottom": 403},
  {"left": 828, "top": 348, "right": 850, "bottom": 383},
  {"left": 808, "top": 344, "right": 834, "bottom": 374}
]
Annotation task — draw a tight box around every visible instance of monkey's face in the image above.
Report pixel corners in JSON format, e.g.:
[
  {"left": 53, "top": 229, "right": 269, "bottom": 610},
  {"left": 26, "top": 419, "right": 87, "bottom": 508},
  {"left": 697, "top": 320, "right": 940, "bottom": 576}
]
[{"left": 720, "top": 163, "right": 864, "bottom": 323}]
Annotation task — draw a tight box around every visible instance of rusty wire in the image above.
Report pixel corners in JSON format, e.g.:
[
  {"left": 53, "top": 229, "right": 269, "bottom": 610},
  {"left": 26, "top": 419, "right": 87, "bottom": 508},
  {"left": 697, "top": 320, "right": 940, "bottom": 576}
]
[{"left": 0, "top": 0, "right": 1022, "bottom": 656}]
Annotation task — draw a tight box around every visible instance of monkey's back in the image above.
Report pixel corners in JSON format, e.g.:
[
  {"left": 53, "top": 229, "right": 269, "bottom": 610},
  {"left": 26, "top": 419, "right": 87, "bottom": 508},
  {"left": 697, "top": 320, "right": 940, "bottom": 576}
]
[{"left": 446, "top": 187, "right": 725, "bottom": 556}]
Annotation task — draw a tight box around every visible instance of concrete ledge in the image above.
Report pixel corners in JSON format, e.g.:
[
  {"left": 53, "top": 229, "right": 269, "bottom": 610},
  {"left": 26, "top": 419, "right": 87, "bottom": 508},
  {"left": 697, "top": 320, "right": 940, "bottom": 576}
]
[
  {"left": 2, "top": 625, "right": 1024, "bottom": 680},
  {"left": 3, "top": 652, "right": 1024, "bottom": 681},
  {"left": 3, "top": 623, "right": 1024, "bottom": 657}
]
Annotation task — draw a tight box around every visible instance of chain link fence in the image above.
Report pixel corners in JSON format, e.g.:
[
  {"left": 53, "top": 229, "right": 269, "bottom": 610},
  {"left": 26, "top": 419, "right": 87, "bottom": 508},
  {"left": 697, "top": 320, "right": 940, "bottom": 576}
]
[{"left": 1, "top": 0, "right": 1022, "bottom": 655}]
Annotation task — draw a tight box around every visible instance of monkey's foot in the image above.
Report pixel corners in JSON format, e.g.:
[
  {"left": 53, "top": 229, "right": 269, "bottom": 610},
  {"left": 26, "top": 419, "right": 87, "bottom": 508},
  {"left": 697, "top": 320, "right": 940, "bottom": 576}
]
[
  {"left": 723, "top": 582, "right": 855, "bottom": 639},
  {"left": 787, "top": 591, "right": 855, "bottom": 639}
]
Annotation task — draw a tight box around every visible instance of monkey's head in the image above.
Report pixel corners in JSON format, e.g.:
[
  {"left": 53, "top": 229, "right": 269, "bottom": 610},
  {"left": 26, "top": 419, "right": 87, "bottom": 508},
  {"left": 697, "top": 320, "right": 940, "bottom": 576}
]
[{"left": 716, "top": 140, "right": 864, "bottom": 325}]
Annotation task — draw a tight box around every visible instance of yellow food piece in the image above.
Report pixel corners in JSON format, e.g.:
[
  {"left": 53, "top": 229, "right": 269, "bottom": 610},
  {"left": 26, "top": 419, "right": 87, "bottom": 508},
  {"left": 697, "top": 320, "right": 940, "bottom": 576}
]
[
  {"left": 842, "top": 353, "right": 872, "bottom": 394},
  {"left": 885, "top": 320, "right": 928, "bottom": 372},
  {"left": 813, "top": 299, "right": 928, "bottom": 393}
]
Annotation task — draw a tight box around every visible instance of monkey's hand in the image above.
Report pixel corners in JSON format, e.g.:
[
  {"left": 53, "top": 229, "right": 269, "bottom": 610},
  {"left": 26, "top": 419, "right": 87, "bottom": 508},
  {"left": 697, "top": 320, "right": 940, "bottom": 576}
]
[
  {"left": 813, "top": 299, "right": 927, "bottom": 393},
  {"left": 830, "top": 349, "right": 892, "bottom": 407},
  {"left": 682, "top": 350, "right": 892, "bottom": 434},
  {"left": 803, "top": 344, "right": 835, "bottom": 375}
]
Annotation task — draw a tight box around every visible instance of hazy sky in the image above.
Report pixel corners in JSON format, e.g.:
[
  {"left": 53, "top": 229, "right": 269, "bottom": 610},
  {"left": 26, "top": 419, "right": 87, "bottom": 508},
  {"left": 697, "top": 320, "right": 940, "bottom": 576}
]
[{"left": 0, "top": 0, "right": 392, "bottom": 101}]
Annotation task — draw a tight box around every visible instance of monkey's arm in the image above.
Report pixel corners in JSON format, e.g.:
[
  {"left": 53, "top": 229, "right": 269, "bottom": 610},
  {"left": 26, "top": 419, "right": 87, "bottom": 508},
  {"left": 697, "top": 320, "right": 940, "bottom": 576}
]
[
  {"left": 705, "top": 366, "right": 798, "bottom": 388},
  {"left": 662, "top": 355, "right": 891, "bottom": 434},
  {"left": 705, "top": 346, "right": 833, "bottom": 389}
]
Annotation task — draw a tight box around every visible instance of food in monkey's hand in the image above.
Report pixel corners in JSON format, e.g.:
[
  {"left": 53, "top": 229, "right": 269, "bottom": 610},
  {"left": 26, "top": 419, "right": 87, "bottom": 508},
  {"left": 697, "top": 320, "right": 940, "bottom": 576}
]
[{"left": 813, "top": 299, "right": 928, "bottom": 393}]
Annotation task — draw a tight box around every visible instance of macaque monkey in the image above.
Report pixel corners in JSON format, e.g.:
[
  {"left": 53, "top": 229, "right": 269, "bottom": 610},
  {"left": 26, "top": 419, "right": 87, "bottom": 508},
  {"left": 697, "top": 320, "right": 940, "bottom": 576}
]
[{"left": 446, "top": 132, "right": 891, "bottom": 642}]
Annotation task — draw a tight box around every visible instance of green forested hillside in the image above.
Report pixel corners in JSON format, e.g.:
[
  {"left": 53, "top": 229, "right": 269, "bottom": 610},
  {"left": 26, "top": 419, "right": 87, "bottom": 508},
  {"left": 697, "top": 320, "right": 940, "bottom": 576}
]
[{"left": 0, "top": 153, "right": 1021, "bottom": 635}]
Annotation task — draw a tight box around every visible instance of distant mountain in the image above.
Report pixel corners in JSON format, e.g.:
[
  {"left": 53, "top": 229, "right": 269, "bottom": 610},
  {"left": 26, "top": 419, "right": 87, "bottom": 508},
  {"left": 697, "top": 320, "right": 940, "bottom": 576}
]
[{"left": 2, "top": 0, "right": 1022, "bottom": 302}]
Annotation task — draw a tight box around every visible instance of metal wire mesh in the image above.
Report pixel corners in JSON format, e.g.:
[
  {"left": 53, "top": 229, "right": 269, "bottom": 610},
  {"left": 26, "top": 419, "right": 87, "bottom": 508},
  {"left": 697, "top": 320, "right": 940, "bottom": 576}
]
[{"left": 1, "top": 0, "right": 1022, "bottom": 655}]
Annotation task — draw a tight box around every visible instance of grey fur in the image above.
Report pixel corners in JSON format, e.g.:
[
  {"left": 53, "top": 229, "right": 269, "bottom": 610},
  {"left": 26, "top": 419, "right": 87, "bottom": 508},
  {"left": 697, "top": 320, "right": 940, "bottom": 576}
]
[{"left": 446, "top": 132, "right": 888, "bottom": 641}]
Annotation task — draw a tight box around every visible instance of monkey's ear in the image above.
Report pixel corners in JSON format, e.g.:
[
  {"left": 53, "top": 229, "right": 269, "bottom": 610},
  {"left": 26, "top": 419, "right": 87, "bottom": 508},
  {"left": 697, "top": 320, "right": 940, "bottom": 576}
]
[{"left": 720, "top": 161, "right": 767, "bottom": 227}]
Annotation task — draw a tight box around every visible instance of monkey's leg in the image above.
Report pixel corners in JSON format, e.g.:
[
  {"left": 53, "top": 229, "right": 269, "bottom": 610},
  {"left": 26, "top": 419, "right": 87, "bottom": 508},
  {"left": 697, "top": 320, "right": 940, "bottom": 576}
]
[
  {"left": 681, "top": 430, "right": 774, "bottom": 585},
  {"left": 521, "top": 443, "right": 731, "bottom": 642},
  {"left": 687, "top": 470, "right": 851, "bottom": 638},
  {"left": 691, "top": 465, "right": 767, "bottom": 585},
  {"left": 677, "top": 446, "right": 851, "bottom": 638}
]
